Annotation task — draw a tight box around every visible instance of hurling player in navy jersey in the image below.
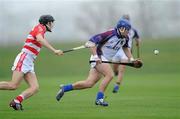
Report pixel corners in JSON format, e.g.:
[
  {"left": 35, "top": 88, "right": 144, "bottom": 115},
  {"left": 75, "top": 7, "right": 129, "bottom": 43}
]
[
  {"left": 112, "top": 14, "right": 141, "bottom": 93},
  {"left": 56, "top": 19, "right": 139, "bottom": 106}
]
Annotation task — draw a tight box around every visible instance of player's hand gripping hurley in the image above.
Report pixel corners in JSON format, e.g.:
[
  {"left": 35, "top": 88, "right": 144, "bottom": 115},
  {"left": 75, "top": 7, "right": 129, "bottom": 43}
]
[{"left": 90, "top": 59, "right": 143, "bottom": 68}]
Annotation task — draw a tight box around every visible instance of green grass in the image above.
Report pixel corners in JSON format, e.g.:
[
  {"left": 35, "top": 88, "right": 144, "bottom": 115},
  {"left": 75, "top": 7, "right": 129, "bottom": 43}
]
[{"left": 0, "top": 39, "right": 180, "bottom": 119}]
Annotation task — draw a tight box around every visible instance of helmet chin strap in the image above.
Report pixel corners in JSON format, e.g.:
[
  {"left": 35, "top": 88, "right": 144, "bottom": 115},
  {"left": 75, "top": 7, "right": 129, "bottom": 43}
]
[
  {"left": 116, "top": 28, "right": 128, "bottom": 38},
  {"left": 45, "top": 24, "right": 52, "bottom": 32},
  {"left": 119, "top": 27, "right": 125, "bottom": 33}
]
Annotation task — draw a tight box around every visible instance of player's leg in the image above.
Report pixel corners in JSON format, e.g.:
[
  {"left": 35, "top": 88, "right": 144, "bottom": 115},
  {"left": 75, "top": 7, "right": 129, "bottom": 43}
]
[
  {"left": 7, "top": 71, "right": 24, "bottom": 110},
  {"left": 113, "top": 64, "right": 119, "bottom": 76},
  {"left": 0, "top": 71, "right": 23, "bottom": 90},
  {"left": 112, "top": 64, "right": 120, "bottom": 93},
  {"left": 112, "top": 49, "right": 122, "bottom": 76},
  {"left": 112, "top": 49, "right": 128, "bottom": 93},
  {"left": 3, "top": 52, "right": 27, "bottom": 90},
  {"left": 73, "top": 69, "right": 101, "bottom": 89},
  {"left": 56, "top": 68, "right": 101, "bottom": 101},
  {"left": 95, "top": 63, "right": 114, "bottom": 106},
  {"left": 113, "top": 64, "right": 126, "bottom": 93},
  {"left": 10, "top": 72, "right": 39, "bottom": 110},
  {"left": 97, "top": 63, "right": 114, "bottom": 92},
  {"left": 21, "top": 72, "right": 39, "bottom": 99}
]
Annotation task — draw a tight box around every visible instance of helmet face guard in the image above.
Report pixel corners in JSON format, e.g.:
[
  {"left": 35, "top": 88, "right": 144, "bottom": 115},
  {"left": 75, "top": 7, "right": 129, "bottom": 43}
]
[
  {"left": 116, "top": 19, "right": 131, "bottom": 37},
  {"left": 116, "top": 19, "right": 131, "bottom": 31},
  {"left": 45, "top": 24, "right": 52, "bottom": 32}
]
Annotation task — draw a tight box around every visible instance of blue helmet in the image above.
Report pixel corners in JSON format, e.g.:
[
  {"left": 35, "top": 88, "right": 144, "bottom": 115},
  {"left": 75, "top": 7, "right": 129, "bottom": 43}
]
[{"left": 116, "top": 19, "right": 131, "bottom": 31}]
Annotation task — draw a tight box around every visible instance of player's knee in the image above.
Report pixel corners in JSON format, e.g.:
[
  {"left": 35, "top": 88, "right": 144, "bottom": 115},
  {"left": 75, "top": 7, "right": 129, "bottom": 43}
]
[
  {"left": 106, "top": 73, "right": 114, "bottom": 80},
  {"left": 34, "top": 85, "right": 39, "bottom": 93},
  {"left": 31, "top": 85, "right": 39, "bottom": 93},
  {"left": 119, "top": 66, "right": 126, "bottom": 73},
  {"left": 86, "top": 81, "right": 95, "bottom": 88},
  {"left": 118, "top": 70, "right": 125, "bottom": 75},
  {"left": 8, "top": 83, "right": 18, "bottom": 90}
]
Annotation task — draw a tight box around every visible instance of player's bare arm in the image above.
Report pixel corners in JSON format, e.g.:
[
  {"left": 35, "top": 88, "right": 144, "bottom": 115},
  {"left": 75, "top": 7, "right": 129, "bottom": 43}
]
[
  {"left": 123, "top": 47, "right": 134, "bottom": 61},
  {"left": 89, "top": 46, "right": 101, "bottom": 64},
  {"left": 36, "top": 34, "right": 63, "bottom": 56}
]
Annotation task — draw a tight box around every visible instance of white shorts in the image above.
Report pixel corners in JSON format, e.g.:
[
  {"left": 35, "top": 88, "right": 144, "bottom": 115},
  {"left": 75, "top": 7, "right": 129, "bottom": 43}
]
[
  {"left": 112, "top": 48, "right": 128, "bottom": 62},
  {"left": 89, "top": 55, "right": 108, "bottom": 68},
  {"left": 11, "top": 52, "right": 35, "bottom": 74}
]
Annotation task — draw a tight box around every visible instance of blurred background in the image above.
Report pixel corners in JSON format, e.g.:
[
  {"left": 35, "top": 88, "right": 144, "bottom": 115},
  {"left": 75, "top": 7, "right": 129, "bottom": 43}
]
[
  {"left": 0, "top": 0, "right": 180, "bottom": 46},
  {"left": 0, "top": 0, "right": 180, "bottom": 77},
  {"left": 0, "top": 0, "right": 180, "bottom": 118},
  {"left": 0, "top": 0, "right": 180, "bottom": 78}
]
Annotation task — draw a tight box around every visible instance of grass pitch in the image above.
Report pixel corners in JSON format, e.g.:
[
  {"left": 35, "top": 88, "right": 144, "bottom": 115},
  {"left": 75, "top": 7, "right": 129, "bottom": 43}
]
[{"left": 0, "top": 39, "right": 180, "bottom": 119}]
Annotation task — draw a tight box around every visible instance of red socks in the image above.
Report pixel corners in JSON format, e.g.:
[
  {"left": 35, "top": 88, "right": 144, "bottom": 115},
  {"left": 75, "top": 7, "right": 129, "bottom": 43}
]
[{"left": 15, "top": 95, "right": 24, "bottom": 103}]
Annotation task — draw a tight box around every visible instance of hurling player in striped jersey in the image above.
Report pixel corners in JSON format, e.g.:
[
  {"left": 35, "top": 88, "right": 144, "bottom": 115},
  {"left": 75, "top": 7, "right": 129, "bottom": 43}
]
[{"left": 0, "top": 15, "right": 63, "bottom": 110}]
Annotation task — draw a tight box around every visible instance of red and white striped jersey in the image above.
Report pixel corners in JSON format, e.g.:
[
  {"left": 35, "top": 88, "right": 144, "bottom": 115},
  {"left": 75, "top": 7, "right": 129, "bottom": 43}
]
[{"left": 22, "top": 24, "right": 46, "bottom": 58}]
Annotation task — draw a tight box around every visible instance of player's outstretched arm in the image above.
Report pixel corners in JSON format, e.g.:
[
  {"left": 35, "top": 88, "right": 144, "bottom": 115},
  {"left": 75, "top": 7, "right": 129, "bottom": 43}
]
[
  {"left": 123, "top": 47, "right": 134, "bottom": 61},
  {"left": 36, "top": 34, "right": 63, "bottom": 56}
]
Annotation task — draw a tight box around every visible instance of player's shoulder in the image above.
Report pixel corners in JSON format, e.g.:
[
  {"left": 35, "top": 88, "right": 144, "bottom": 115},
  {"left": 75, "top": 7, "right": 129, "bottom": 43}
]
[
  {"left": 106, "top": 28, "right": 115, "bottom": 34},
  {"left": 100, "top": 28, "right": 116, "bottom": 37},
  {"left": 33, "top": 24, "right": 46, "bottom": 32}
]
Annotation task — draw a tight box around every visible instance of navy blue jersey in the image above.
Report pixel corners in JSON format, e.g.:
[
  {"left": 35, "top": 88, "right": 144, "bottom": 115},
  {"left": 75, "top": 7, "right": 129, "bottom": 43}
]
[{"left": 89, "top": 29, "right": 130, "bottom": 60}]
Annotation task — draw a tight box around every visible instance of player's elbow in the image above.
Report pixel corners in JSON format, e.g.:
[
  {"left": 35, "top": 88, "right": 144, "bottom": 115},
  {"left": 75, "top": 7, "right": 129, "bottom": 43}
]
[{"left": 109, "top": 74, "right": 114, "bottom": 80}]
